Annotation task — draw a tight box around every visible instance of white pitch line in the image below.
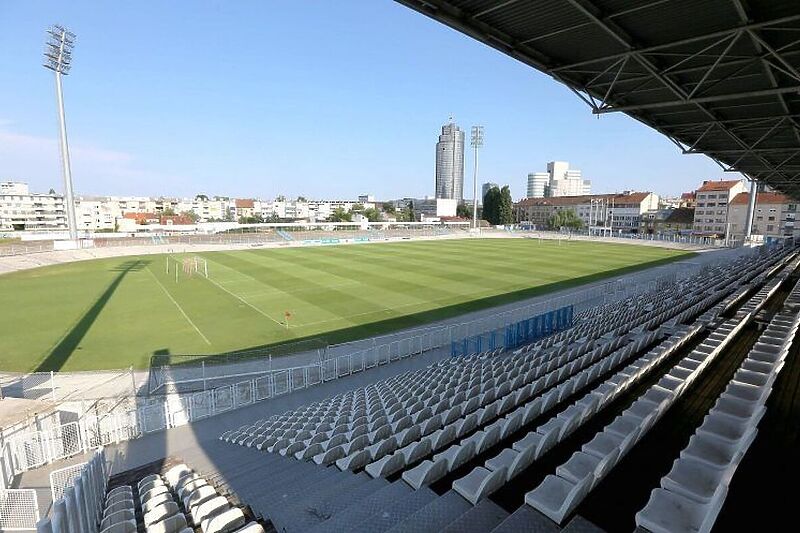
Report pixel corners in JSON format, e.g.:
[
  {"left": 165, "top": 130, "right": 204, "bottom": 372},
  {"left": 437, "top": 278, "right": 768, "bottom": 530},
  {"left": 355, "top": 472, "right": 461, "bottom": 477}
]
[
  {"left": 147, "top": 268, "right": 212, "bottom": 345},
  {"left": 203, "top": 274, "right": 286, "bottom": 327},
  {"left": 291, "top": 288, "right": 500, "bottom": 329}
]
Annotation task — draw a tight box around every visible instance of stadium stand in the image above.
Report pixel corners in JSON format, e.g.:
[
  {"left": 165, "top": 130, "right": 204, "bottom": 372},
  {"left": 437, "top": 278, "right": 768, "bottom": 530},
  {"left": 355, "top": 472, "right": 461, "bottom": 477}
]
[{"left": 206, "top": 244, "right": 798, "bottom": 531}]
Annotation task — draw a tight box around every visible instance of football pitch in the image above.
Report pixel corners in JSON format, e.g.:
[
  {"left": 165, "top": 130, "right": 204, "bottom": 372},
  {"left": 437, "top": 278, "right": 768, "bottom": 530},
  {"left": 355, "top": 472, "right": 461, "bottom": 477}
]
[{"left": 0, "top": 239, "right": 693, "bottom": 372}]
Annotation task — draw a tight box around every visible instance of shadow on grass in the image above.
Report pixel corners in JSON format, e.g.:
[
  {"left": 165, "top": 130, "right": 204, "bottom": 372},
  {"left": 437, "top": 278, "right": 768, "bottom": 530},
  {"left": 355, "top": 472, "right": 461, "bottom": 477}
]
[
  {"left": 35, "top": 260, "right": 150, "bottom": 372},
  {"left": 159, "top": 253, "right": 694, "bottom": 367}
]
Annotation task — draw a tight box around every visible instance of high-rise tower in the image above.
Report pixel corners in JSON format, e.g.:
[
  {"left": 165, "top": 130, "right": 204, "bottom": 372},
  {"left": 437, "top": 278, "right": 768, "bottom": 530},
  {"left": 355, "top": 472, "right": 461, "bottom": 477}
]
[{"left": 435, "top": 119, "right": 465, "bottom": 200}]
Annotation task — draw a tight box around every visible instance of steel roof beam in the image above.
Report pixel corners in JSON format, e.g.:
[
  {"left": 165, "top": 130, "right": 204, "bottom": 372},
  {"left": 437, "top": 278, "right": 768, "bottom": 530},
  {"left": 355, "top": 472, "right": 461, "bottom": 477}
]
[
  {"left": 594, "top": 86, "right": 800, "bottom": 113},
  {"left": 551, "top": 14, "right": 800, "bottom": 71}
]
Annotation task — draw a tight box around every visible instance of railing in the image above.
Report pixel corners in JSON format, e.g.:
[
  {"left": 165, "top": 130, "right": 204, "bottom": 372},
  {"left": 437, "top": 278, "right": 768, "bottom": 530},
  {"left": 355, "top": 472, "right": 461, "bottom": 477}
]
[
  {"left": 37, "top": 449, "right": 107, "bottom": 533},
  {"left": 0, "top": 489, "right": 39, "bottom": 531}
]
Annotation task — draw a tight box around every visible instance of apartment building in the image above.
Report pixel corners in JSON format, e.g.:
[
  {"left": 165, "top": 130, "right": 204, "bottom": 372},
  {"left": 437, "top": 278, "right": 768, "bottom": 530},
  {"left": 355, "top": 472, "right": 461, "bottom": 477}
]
[
  {"left": 692, "top": 179, "right": 747, "bottom": 236},
  {"left": 728, "top": 192, "right": 798, "bottom": 240},
  {"left": 0, "top": 181, "right": 67, "bottom": 231},
  {"left": 514, "top": 191, "right": 659, "bottom": 232}
]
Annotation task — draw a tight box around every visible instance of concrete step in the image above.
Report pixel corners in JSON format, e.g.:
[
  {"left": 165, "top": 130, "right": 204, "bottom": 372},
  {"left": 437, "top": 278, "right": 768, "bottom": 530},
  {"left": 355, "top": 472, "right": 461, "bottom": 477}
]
[
  {"left": 307, "top": 481, "right": 413, "bottom": 533},
  {"left": 269, "top": 471, "right": 371, "bottom": 533},
  {"left": 490, "top": 505, "right": 559, "bottom": 533},
  {"left": 440, "top": 498, "right": 509, "bottom": 533},
  {"left": 247, "top": 465, "right": 346, "bottom": 519},
  {"left": 215, "top": 458, "right": 321, "bottom": 501},
  {"left": 284, "top": 475, "right": 391, "bottom": 532},
  {"left": 385, "top": 490, "right": 473, "bottom": 533},
  {"left": 347, "top": 486, "right": 438, "bottom": 533}
]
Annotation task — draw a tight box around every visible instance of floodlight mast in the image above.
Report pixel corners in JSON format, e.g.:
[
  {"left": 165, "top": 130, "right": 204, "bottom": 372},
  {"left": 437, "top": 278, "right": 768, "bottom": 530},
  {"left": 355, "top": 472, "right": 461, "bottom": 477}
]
[
  {"left": 470, "top": 125, "right": 484, "bottom": 230},
  {"left": 44, "top": 25, "right": 78, "bottom": 242}
]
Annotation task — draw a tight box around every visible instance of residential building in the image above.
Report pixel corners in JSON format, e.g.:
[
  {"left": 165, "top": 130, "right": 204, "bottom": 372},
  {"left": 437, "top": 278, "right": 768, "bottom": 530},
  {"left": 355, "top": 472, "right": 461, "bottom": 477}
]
[
  {"left": 0, "top": 182, "right": 67, "bottom": 231},
  {"left": 513, "top": 191, "right": 658, "bottom": 232},
  {"left": 526, "top": 172, "right": 549, "bottom": 198},
  {"left": 679, "top": 192, "right": 696, "bottom": 208},
  {"left": 692, "top": 179, "right": 747, "bottom": 236},
  {"left": 640, "top": 207, "right": 695, "bottom": 235},
  {"left": 75, "top": 198, "right": 122, "bottom": 231},
  {"left": 234, "top": 199, "right": 257, "bottom": 220},
  {"left": 728, "top": 192, "right": 798, "bottom": 240},
  {"left": 0, "top": 181, "right": 31, "bottom": 195},
  {"left": 435, "top": 119, "right": 465, "bottom": 200}
]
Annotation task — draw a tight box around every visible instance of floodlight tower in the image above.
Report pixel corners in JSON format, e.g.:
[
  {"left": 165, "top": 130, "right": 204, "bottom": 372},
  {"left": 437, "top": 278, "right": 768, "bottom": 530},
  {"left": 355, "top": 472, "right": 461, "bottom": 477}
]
[
  {"left": 43, "top": 25, "right": 78, "bottom": 242},
  {"left": 470, "top": 125, "right": 484, "bottom": 230}
]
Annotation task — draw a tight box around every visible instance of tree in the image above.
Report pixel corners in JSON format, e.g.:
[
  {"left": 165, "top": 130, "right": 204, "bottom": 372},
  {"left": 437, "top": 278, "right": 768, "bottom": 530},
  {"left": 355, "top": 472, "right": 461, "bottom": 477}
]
[
  {"left": 549, "top": 208, "right": 584, "bottom": 230},
  {"left": 296, "top": 196, "right": 307, "bottom": 202},
  {"left": 362, "top": 207, "right": 381, "bottom": 222},
  {"left": 195, "top": 194, "right": 209, "bottom": 201},
  {"left": 498, "top": 186, "right": 514, "bottom": 225},
  {"left": 238, "top": 213, "right": 264, "bottom": 224},
  {"left": 456, "top": 203, "right": 473, "bottom": 219},
  {"left": 180, "top": 210, "right": 200, "bottom": 223},
  {"left": 400, "top": 201, "right": 415, "bottom": 222},
  {"left": 327, "top": 207, "right": 352, "bottom": 222},
  {"left": 161, "top": 207, "right": 176, "bottom": 216},
  {"left": 382, "top": 202, "right": 396, "bottom": 214},
  {"left": 275, "top": 195, "right": 286, "bottom": 202},
  {"left": 49, "top": 188, "right": 56, "bottom": 195},
  {"left": 351, "top": 203, "right": 365, "bottom": 213},
  {"left": 483, "top": 186, "right": 500, "bottom": 225}
]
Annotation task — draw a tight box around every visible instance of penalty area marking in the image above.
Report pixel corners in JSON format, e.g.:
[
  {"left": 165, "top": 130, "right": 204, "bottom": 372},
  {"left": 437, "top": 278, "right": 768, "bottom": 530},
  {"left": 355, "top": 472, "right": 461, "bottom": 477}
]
[
  {"left": 201, "top": 272, "right": 286, "bottom": 328},
  {"left": 147, "top": 267, "right": 212, "bottom": 345}
]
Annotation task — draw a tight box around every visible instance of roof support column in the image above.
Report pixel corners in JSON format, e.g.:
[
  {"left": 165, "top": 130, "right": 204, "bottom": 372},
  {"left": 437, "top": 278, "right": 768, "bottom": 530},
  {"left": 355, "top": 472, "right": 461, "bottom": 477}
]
[{"left": 745, "top": 178, "right": 758, "bottom": 242}]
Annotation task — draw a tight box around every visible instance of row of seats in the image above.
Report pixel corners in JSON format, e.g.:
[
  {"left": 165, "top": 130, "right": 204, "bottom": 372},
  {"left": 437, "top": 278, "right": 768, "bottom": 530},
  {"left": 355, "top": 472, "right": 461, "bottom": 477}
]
[
  {"left": 522, "top": 254, "right": 800, "bottom": 525},
  {"left": 446, "top": 323, "right": 701, "bottom": 503},
  {"left": 144, "top": 463, "right": 260, "bottom": 533},
  {"left": 401, "top": 328, "right": 664, "bottom": 490},
  {"left": 634, "top": 279, "right": 800, "bottom": 533},
  {"left": 99, "top": 485, "right": 136, "bottom": 532},
  {"left": 364, "top": 330, "right": 662, "bottom": 479}
]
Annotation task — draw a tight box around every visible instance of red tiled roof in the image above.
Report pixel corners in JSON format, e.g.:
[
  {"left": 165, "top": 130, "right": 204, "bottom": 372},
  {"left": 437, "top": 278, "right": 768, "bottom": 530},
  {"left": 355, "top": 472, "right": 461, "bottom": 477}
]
[
  {"left": 681, "top": 192, "right": 696, "bottom": 200},
  {"left": 122, "top": 212, "right": 156, "bottom": 222},
  {"left": 235, "top": 199, "right": 255, "bottom": 208},
  {"left": 696, "top": 180, "right": 742, "bottom": 192},
  {"left": 730, "top": 192, "right": 792, "bottom": 206},
  {"left": 160, "top": 215, "right": 194, "bottom": 225}
]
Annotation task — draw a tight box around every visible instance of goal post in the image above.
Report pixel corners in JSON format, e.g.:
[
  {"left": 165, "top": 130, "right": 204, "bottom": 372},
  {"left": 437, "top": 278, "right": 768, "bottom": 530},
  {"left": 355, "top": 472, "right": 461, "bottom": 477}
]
[{"left": 165, "top": 255, "right": 208, "bottom": 281}]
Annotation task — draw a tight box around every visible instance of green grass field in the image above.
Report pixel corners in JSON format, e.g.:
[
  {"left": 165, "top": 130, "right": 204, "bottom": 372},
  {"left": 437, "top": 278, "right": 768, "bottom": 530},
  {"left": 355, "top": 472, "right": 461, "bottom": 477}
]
[{"left": 0, "top": 239, "right": 693, "bottom": 372}]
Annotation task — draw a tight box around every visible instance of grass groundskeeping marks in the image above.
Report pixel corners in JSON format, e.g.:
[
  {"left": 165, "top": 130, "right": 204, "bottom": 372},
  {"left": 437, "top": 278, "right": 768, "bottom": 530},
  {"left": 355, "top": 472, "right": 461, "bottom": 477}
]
[{"left": 0, "top": 239, "right": 693, "bottom": 371}]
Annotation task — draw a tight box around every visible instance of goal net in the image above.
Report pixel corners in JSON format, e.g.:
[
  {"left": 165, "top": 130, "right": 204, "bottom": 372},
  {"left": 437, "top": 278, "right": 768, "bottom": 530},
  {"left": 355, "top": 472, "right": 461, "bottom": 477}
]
[{"left": 165, "top": 255, "right": 208, "bottom": 281}]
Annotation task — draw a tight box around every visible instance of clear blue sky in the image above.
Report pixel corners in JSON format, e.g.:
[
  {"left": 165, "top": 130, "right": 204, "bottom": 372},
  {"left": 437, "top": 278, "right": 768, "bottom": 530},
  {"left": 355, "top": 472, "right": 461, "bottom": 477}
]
[{"left": 0, "top": 0, "right": 737, "bottom": 201}]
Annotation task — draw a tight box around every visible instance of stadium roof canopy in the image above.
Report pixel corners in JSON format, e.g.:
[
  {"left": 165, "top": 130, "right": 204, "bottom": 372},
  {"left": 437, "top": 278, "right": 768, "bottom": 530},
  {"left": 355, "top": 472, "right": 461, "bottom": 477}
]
[{"left": 397, "top": 0, "right": 800, "bottom": 198}]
